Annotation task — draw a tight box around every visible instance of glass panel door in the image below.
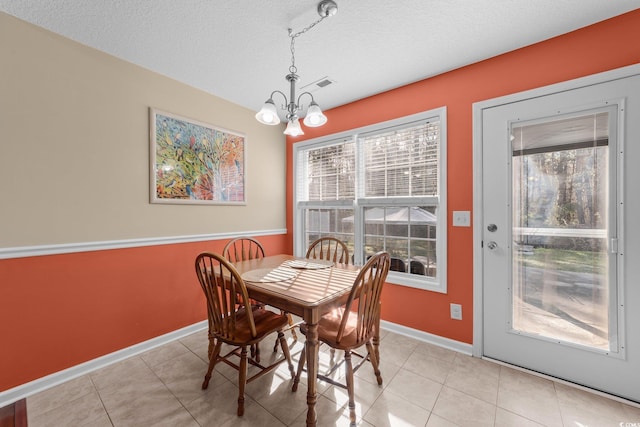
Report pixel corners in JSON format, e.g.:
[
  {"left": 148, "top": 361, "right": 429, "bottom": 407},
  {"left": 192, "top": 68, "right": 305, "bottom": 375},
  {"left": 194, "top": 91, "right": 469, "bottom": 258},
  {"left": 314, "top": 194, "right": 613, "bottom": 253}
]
[
  {"left": 511, "top": 111, "right": 616, "bottom": 352},
  {"left": 481, "top": 72, "right": 640, "bottom": 403}
]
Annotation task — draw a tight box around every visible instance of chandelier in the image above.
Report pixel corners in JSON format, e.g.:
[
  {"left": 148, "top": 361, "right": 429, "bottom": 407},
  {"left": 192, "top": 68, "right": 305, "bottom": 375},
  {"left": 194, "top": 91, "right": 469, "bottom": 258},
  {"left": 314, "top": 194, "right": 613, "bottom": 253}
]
[{"left": 255, "top": 0, "right": 338, "bottom": 137}]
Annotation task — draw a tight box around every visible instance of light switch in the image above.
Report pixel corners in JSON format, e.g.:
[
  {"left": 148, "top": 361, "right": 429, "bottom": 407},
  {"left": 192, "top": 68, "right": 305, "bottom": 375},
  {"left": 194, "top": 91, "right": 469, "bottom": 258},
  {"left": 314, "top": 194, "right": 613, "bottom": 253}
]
[{"left": 452, "top": 211, "right": 471, "bottom": 227}]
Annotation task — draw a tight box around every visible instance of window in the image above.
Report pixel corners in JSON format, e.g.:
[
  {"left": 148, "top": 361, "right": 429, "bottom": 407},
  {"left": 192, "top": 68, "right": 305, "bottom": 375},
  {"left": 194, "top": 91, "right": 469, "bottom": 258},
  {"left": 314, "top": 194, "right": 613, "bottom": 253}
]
[{"left": 294, "top": 108, "right": 447, "bottom": 292}]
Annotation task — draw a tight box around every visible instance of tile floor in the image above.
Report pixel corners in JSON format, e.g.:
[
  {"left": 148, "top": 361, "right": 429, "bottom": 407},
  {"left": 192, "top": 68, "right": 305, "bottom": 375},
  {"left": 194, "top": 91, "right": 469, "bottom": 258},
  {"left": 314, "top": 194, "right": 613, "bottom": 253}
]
[{"left": 25, "top": 327, "right": 640, "bottom": 427}]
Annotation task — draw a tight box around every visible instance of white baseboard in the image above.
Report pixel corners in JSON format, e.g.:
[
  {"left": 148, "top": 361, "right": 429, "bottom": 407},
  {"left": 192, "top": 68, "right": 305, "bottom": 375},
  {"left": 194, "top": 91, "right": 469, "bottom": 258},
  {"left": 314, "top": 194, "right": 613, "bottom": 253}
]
[
  {"left": 379, "top": 320, "right": 472, "bottom": 355},
  {"left": 0, "top": 319, "right": 471, "bottom": 408},
  {"left": 0, "top": 321, "right": 208, "bottom": 407}
]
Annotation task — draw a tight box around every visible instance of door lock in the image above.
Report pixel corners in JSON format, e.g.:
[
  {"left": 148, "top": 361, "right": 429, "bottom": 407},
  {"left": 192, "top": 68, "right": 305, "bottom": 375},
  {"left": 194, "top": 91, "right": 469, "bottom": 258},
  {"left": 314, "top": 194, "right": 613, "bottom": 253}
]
[{"left": 487, "top": 224, "right": 497, "bottom": 232}]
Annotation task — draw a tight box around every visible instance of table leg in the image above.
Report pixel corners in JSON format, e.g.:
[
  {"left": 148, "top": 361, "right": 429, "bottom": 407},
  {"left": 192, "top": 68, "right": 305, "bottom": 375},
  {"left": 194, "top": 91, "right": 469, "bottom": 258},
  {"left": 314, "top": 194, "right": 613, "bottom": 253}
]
[{"left": 305, "top": 322, "right": 319, "bottom": 427}]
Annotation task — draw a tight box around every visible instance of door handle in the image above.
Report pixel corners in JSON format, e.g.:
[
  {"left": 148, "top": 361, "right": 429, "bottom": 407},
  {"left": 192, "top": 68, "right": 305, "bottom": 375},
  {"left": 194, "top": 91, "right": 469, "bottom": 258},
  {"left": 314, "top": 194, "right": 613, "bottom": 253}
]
[{"left": 487, "top": 241, "right": 498, "bottom": 250}]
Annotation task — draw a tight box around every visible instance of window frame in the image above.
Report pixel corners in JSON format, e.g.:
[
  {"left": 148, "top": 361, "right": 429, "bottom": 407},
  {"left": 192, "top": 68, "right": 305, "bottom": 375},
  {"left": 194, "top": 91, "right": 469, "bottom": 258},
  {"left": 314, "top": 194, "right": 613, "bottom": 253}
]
[{"left": 293, "top": 107, "right": 447, "bottom": 293}]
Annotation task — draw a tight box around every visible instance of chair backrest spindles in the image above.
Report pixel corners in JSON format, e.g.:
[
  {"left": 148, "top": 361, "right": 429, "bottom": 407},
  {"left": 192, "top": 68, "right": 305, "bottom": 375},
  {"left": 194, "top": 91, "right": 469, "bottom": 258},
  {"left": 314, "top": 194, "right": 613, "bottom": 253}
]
[
  {"left": 223, "top": 237, "right": 266, "bottom": 263},
  {"left": 306, "top": 237, "right": 350, "bottom": 265},
  {"left": 336, "top": 251, "right": 390, "bottom": 344}
]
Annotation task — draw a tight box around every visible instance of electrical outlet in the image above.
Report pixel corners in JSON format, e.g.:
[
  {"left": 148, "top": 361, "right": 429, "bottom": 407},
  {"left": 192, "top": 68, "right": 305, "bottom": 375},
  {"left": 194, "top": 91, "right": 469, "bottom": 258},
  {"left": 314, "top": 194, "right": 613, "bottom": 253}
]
[
  {"left": 450, "top": 303, "right": 462, "bottom": 320},
  {"left": 452, "top": 211, "right": 471, "bottom": 227}
]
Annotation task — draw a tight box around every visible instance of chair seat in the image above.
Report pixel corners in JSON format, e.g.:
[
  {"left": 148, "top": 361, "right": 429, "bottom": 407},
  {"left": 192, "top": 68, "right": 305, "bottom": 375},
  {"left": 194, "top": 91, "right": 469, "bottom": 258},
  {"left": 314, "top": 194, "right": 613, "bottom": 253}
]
[
  {"left": 222, "top": 308, "right": 290, "bottom": 344},
  {"left": 300, "top": 308, "right": 371, "bottom": 350}
]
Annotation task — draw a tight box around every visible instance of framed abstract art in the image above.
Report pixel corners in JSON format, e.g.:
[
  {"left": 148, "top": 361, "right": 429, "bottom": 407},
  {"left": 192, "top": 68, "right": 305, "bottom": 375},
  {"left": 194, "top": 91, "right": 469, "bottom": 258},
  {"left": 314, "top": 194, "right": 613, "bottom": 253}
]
[{"left": 150, "top": 109, "right": 246, "bottom": 205}]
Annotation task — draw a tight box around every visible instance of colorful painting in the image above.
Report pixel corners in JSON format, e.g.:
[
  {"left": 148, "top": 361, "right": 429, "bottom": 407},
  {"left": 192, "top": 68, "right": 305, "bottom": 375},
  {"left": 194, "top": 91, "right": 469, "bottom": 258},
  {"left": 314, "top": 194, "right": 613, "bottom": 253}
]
[{"left": 150, "top": 109, "right": 245, "bottom": 204}]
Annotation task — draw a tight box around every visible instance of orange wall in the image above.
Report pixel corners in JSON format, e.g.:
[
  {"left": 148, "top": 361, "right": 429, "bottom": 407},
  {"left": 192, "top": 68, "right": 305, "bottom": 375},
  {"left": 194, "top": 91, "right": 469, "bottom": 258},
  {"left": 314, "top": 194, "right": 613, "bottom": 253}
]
[
  {"left": 287, "top": 9, "right": 640, "bottom": 344},
  {"left": 0, "top": 234, "right": 288, "bottom": 391}
]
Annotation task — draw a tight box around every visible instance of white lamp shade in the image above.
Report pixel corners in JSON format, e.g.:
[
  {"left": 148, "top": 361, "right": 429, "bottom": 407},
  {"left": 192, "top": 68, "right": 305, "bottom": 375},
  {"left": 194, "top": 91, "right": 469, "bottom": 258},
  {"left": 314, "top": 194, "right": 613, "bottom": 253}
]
[
  {"left": 303, "top": 102, "right": 327, "bottom": 127},
  {"left": 255, "top": 100, "right": 281, "bottom": 125},
  {"left": 284, "top": 118, "right": 305, "bottom": 136}
]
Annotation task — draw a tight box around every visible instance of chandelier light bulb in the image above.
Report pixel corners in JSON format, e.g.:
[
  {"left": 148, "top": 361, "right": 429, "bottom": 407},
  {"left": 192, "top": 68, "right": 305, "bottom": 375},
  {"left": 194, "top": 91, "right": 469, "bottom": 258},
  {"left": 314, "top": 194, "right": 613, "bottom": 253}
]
[
  {"left": 284, "top": 118, "right": 304, "bottom": 136},
  {"left": 255, "top": 99, "right": 281, "bottom": 125},
  {"left": 303, "top": 102, "right": 328, "bottom": 127}
]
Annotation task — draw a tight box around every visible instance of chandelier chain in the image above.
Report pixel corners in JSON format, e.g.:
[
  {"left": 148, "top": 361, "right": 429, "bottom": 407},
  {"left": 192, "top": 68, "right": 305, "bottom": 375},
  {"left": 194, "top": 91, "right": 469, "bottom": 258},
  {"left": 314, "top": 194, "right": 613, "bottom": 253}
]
[{"left": 288, "top": 13, "right": 329, "bottom": 74}]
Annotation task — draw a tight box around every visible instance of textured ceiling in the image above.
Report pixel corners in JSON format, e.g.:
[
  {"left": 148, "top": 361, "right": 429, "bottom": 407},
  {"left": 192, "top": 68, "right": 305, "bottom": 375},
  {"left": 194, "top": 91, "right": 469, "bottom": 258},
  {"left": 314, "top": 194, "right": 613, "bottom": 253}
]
[{"left": 2, "top": 1, "right": 640, "bottom": 118}]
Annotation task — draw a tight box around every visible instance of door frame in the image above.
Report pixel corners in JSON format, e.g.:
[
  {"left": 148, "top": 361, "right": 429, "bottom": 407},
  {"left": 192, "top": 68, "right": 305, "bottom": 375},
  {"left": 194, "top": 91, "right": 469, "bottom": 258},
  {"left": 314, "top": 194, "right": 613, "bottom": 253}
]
[{"left": 472, "top": 63, "right": 640, "bottom": 358}]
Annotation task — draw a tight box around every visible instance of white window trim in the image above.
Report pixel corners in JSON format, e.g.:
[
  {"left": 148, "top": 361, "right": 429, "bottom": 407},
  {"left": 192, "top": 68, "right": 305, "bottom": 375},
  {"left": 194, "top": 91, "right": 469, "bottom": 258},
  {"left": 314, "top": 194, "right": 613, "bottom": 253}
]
[{"left": 293, "top": 107, "right": 447, "bottom": 293}]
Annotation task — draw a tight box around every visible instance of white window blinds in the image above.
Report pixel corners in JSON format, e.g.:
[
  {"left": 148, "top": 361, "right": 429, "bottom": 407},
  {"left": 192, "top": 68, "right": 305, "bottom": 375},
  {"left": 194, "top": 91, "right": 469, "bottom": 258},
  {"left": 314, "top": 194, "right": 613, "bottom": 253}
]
[
  {"left": 360, "top": 121, "right": 440, "bottom": 198},
  {"left": 303, "top": 139, "right": 355, "bottom": 201}
]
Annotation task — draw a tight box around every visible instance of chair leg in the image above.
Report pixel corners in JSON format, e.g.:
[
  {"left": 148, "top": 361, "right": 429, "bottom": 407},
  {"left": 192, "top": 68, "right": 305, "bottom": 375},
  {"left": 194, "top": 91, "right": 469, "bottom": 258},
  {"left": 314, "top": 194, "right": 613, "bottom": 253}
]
[
  {"left": 278, "top": 331, "right": 295, "bottom": 379},
  {"left": 237, "top": 346, "right": 248, "bottom": 416},
  {"left": 251, "top": 342, "right": 260, "bottom": 363},
  {"left": 344, "top": 350, "right": 356, "bottom": 426},
  {"left": 274, "top": 312, "right": 298, "bottom": 352},
  {"left": 366, "top": 341, "right": 383, "bottom": 385},
  {"left": 287, "top": 313, "right": 298, "bottom": 341},
  {"left": 202, "top": 340, "right": 222, "bottom": 389},
  {"left": 292, "top": 345, "right": 306, "bottom": 392}
]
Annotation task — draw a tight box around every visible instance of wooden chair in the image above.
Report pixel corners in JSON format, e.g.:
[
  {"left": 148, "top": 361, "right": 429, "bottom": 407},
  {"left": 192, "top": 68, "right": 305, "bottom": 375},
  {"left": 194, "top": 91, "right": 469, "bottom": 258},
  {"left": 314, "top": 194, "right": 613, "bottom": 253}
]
[
  {"left": 223, "top": 237, "right": 267, "bottom": 360},
  {"left": 223, "top": 237, "right": 298, "bottom": 352},
  {"left": 304, "top": 236, "right": 351, "bottom": 357},
  {"left": 306, "top": 236, "right": 350, "bottom": 264},
  {"left": 222, "top": 237, "right": 265, "bottom": 263},
  {"left": 292, "top": 251, "right": 391, "bottom": 426},
  {"left": 194, "top": 252, "right": 295, "bottom": 416}
]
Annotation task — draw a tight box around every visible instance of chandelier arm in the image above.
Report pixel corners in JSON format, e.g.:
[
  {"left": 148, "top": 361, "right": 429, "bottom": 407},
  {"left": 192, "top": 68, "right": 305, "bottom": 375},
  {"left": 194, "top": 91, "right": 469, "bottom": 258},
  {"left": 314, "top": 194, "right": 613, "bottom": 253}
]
[
  {"left": 269, "top": 90, "right": 288, "bottom": 105},
  {"left": 296, "top": 91, "right": 315, "bottom": 109}
]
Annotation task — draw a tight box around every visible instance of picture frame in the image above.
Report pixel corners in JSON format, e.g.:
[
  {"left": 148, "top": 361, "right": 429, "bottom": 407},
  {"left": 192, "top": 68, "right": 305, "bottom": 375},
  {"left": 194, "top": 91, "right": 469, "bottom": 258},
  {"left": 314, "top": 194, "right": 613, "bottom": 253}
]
[{"left": 150, "top": 108, "right": 246, "bottom": 205}]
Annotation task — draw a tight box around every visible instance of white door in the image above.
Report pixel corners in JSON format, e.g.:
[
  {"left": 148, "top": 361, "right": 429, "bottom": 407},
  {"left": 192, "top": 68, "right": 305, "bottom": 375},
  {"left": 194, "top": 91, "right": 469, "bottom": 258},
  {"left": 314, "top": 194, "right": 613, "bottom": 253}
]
[{"left": 480, "top": 71, "right": 640, "bottom": 403}]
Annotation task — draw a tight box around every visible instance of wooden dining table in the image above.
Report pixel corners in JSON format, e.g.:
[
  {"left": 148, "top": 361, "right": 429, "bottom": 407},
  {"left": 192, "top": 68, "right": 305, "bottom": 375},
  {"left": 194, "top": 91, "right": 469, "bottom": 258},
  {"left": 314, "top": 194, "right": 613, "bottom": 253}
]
[{"left": 231, "top": 254, "right": 362, "bottom": 427}]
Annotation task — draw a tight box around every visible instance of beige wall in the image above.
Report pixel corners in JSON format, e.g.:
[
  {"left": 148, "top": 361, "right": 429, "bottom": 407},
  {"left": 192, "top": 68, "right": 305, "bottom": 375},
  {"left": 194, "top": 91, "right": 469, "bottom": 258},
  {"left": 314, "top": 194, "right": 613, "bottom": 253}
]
[{"left": 0, "top": 12, "right": 286, "bottom": 248}]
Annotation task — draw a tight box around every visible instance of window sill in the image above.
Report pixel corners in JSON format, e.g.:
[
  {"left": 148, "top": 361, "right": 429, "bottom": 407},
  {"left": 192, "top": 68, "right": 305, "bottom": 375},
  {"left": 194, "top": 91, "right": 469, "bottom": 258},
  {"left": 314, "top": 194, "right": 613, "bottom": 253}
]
[{"left": 385, "top": 271, "right": 447, "bottom": 294}]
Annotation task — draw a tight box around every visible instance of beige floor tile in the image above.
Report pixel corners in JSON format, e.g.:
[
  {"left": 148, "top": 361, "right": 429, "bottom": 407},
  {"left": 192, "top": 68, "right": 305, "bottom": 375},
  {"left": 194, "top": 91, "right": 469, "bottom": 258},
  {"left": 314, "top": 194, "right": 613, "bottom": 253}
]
[
  {"left": 90, "top": 356, "right": 153, "bottom": 394},
  {"left": 322, "top": 374, "right": 383, "bottom": 416},
  {"left": 23, "top": 329, "right": 639, "bottom": 427},
  {"left": 413, "top": 342, "right": 458, "bottom": 362},
  {"left": 140, "top": 340, "right": 190, "bottom": 368},
  {"left": 555, "top": 381, "right": 630, "bottom": 426},
  {"left": 290, "top": 394, "right": 375, "bottom": 426},
  {"left": 385, "top": 368, "right": 442, "bottom": 411},
  {"left": 444, "top": 353, "right": 500, "bottom": 405},
  {"left": 363, "top": 390, "right": 431, "bottom": 427},
  {"left": 151, "top": 350, "right": 225, "bottom": 405},
  {"left": 622, "top": 401, "right": 640, "bottom": 420},
  {"left": 494, "top": 408, "right": 545, "bottom": 427},
  {"left": 26, "top": 375, "right": 96, "bottom": 419},
  {"left": 105, "top": 384, "right": 184, "bottom": 427},
  {"left": 28, "top": 388, "right": 109, "bottom": 427},
  {"left": 426, "top": 413, "right": 458, "bottom": 427},
  {"left": 404, "top": 351, "right": 454, "bottom": 384},
  {"left": 179, "top": 329, "right": 210, "bottom": 361},
  {"left": 432, "top": 386, "right": 495, "bottom": 427},
  {"left": 497, "top": 367, "right": 563, "bottom": 427},
  {"left": 377, "top": 332, "right": 420, "bottom": 367},
  {"left": 96, "top": 370, "right": 167, "bottom": 413},
  {"left": 145, "top": 406, "right": 199, "bottom": 427},
  {"left": 244, "top": 369, "right": 307, "bottom": 425},
  {"left": 185, "top": 379, "right": 285, "bottom": 427},
  {"left": 354, "top": 355, "right": 401, "bottom": 389}
]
